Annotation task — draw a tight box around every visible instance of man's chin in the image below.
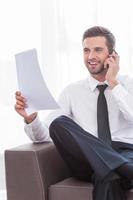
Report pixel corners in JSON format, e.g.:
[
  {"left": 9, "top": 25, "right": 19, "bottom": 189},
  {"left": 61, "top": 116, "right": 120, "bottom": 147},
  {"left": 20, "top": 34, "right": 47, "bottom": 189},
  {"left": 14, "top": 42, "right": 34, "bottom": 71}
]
[{"left": 88, "top": 66, "right": 105, "bottom": 75}]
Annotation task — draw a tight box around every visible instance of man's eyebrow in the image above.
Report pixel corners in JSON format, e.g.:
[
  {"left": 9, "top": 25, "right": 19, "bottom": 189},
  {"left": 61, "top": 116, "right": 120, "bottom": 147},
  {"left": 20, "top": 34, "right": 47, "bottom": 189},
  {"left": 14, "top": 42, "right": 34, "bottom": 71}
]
[
  {"left": 95, "top": 47, "right": 104, "bottom": 50},
  {"left": 83, "top": 47, "right": 90, "bottom": 51},
  {"left": 83, "top": 47, "right": 89, "bottom": 49},
  {"left": 83, "top": 47, "right": 104, "bottom": 49}
]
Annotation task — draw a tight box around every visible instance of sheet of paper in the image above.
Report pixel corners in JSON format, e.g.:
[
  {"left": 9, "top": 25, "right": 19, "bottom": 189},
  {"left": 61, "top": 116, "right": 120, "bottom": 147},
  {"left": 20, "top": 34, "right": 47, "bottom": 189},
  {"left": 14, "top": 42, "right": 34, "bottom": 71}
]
[{"left": 15, "top": 48, "right": 60, "bottom": 114}]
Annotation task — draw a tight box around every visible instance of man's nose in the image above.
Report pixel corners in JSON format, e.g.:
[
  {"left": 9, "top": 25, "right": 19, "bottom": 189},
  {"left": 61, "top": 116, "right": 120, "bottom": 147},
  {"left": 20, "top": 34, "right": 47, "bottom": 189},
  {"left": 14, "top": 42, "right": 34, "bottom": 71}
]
[{"left": 88, "top": 51, "right": 96, "bottom": 59}]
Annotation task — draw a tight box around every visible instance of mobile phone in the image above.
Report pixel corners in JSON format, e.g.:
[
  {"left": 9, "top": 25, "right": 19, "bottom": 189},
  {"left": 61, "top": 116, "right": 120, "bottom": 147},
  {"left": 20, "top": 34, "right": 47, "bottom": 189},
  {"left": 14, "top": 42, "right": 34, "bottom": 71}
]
[
  {"left": 106, "top": 49, "right": 118, "bottom": 68},
  {"left": 109, "top": 49, "right": 118, "bottom": 55},
  {"left": 113, "top": 49, "right": 118, "bottom": 55}
]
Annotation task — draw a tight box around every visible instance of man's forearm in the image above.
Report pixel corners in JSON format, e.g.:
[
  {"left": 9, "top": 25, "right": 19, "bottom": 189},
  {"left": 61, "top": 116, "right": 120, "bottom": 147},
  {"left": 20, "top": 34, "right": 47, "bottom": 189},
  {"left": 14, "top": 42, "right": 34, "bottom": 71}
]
[{"left": 24, "top": 112, "right": 37, "bottom": 124}]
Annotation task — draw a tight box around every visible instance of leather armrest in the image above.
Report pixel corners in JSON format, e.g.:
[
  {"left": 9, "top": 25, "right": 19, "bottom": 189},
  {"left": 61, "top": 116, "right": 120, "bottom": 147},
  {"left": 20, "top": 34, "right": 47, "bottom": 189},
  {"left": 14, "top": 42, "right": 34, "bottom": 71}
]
[{"left": 5, "top": 142, "right": 71, "bottom": 200}]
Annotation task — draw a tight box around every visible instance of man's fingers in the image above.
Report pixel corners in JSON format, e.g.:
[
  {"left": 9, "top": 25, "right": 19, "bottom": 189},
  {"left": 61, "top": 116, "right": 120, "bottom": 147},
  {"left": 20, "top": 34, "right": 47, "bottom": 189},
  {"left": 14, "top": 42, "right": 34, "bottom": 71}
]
[
  {"left": 16, "top": 100, "right": 25, "bottom": 106},
  {"left": 16, "top": 95, "right": 26, "bottom": 102},
  {"left": 15, "top": 91, "right": 26, "bottom": 102},
  {"left": 14, "top": 104, "right": 24, "bottom": 110},
  {"left": 108, "top": 57, "right": 114, "bottom": 62},
  {"left": 109, "top": 51, "right": 120, "bottom": 61},
  {"left": 15, "top": 91, "right": 21, "bottom": 96},
  {"left": 15, "top": 90, "right": 28, "bottom": 114}
]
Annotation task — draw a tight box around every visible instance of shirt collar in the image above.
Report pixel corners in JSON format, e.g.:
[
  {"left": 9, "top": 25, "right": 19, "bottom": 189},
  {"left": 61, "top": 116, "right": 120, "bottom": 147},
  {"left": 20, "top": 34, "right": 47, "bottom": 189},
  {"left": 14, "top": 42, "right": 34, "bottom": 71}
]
[{"left": 88, "top": 75, "right": 109, "bottom": 92}]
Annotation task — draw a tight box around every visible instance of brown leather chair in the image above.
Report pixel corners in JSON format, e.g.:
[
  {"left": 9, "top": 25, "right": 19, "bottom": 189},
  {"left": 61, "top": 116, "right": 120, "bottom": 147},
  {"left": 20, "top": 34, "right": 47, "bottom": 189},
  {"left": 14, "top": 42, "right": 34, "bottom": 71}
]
[{"left": 5, "top": 142, "right": 133, "bottom": 200}]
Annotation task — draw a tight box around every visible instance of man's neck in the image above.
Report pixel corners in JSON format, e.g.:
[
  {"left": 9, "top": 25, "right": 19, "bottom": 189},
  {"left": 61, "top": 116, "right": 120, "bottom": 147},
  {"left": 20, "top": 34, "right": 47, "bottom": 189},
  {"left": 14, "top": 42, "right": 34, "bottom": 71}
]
[{"left": 91, "top": 74, "right": 106, "bottom": 82}]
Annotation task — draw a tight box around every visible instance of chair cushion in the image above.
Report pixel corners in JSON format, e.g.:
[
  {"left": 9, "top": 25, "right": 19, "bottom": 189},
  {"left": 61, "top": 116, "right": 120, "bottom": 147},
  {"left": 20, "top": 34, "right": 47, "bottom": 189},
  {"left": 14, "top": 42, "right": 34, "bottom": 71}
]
[
  {"left": 49, "top": 177, "right": 93, "bottom": 200},
  {"left": 49, "top": 177, "right": 133, "bottom": 200},
  {"left": 127, "top": 189, "right": 133, "bottom": 200}
]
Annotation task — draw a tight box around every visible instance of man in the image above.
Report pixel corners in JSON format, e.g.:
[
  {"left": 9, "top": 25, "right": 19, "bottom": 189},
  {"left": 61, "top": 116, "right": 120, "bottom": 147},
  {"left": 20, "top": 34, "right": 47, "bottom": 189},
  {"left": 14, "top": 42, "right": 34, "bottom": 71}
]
[{"left": 15, "top": 26, "right": 133, "bottom": 200}]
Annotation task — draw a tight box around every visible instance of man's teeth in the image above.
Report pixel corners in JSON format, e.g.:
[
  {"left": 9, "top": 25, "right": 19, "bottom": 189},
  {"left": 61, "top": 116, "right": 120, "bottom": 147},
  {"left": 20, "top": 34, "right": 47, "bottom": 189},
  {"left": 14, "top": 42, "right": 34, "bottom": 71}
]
[{"left": 88, "top": 62, "right": 98, "bottom": 64}]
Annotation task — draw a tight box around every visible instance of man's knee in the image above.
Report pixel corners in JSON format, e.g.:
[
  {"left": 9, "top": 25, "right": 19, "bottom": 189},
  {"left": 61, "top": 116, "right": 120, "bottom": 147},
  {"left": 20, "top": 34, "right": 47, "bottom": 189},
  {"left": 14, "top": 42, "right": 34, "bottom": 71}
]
[
  {"left": 49, "top": 115, "right": 68, "bottom": 138},
  {"left": 49, "top": 117, "right": 61, "bottom": 131}
]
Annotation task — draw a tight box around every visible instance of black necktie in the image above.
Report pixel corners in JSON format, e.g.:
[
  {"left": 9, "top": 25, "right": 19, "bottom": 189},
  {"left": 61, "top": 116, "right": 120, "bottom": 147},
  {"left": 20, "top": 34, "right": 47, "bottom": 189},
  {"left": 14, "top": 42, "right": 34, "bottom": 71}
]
[{"left": 97, "top": 84, "right": 112, "bottom": 145}]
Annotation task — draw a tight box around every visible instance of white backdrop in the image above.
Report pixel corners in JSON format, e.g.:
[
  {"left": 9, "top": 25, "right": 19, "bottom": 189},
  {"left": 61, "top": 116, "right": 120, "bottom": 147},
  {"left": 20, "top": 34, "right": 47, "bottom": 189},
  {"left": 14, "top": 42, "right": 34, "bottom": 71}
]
[{"left": 0, "top": 0, "right": 41, "bottom": 152}]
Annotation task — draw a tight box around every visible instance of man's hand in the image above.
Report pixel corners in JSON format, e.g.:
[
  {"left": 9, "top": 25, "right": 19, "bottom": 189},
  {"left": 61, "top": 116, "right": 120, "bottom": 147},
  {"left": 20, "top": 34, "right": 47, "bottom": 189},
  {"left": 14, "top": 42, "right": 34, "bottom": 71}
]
[
  {"left": 105, "top": 51, "right": 119, "bottom": 89},
  {"left": 14, "top": 91, "right": 37, "bottom": 123}
]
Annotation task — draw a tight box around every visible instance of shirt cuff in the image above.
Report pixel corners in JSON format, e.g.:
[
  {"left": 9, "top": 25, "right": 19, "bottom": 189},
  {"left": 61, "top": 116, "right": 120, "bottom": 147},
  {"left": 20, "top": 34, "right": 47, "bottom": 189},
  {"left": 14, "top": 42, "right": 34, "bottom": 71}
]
[
  {"left": 24, "top": 114, "right": 51, "bottom": 142},
  {"left": 24, "top": 114, "right": 41, "bottom": 129},
  {"left": 111, "top": 83, "right": 128, "bottom": 100}
]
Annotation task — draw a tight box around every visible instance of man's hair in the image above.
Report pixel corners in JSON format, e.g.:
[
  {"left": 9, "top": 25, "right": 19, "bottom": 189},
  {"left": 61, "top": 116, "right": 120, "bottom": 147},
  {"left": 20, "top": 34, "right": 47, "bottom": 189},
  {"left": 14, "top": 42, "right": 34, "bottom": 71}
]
[{"left": 82, "top": 26, "right": 115, "bottom": 53}]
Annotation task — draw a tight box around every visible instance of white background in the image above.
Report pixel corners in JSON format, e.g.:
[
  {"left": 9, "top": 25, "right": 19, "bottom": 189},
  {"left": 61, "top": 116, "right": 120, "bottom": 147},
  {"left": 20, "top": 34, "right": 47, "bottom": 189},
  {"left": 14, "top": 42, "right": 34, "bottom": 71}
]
[{"left": 1, "top": 0, "right": 133, "bottom": 198}]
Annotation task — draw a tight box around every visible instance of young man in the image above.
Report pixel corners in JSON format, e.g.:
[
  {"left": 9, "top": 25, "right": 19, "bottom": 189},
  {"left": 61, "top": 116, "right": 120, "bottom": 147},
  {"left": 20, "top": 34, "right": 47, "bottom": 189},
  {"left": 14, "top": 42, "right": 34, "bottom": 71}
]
[{"left": 15, "top": 26, "right": 133, "bottom": 200}]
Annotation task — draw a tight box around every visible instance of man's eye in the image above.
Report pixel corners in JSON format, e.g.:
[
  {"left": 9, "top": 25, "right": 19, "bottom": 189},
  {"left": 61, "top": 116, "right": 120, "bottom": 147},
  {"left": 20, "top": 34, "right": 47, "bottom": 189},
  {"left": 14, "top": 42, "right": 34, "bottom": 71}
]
[
  {"left": 96, "top": 48, "right": 103, "bottom": 52},
  {"left": 83, "top": 48, "right": 89, "bottom": 53}
]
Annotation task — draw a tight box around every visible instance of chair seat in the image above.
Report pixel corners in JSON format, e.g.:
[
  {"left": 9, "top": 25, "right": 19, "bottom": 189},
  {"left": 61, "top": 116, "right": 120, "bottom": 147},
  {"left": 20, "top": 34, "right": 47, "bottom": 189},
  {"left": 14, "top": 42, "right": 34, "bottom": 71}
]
[
  {"left": 127, "top": 188, "right": 133, "bottom": 200},
  {"left": 49, "top": 177, "right": 133, "bottom": 200},
  {"left": 49, "top": 177, "right": 93, "bottom": 200},
  {"left": 5, "top": 143, "right": 133, "bottom": 200}
]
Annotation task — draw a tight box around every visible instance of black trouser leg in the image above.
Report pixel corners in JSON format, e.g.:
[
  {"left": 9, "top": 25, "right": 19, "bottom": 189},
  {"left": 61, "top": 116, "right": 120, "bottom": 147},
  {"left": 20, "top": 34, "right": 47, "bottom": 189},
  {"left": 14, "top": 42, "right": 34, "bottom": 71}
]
[
  {"left": 49, "top": 115, "right": 129, "bottom": 182},
  {"left": 49, "top": 116, "right": 132, "bottom": 200},
  {"left": 49, "top": 116, "right": 93, "bottom": 181},
  {"left": 116, "top": 163, "right": 133, "bottom": 180},
  {"left": 93, "top": 175, "right": 127, "bottom": 200}
]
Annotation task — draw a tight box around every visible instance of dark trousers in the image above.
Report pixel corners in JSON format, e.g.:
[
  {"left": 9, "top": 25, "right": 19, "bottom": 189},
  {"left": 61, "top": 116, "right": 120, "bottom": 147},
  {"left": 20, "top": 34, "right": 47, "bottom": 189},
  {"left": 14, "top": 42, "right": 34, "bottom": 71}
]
[{"left": 49, "top": 115, "right": 133, "bottom": 200}]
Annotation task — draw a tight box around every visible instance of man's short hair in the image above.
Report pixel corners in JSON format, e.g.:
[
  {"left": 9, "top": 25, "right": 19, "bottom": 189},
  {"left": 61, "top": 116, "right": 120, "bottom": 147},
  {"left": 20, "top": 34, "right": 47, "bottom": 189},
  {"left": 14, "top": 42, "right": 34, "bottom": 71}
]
[{"left": 82, "top": 26, "right": 115, "bottom": 53}]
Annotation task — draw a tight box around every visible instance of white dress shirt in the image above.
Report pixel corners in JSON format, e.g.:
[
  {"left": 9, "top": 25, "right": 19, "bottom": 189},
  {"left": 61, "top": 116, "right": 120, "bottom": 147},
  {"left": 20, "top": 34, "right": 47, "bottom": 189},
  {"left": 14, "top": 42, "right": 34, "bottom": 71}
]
[{"left": 25, "top": 74, "right": 133, "bottom": 144}]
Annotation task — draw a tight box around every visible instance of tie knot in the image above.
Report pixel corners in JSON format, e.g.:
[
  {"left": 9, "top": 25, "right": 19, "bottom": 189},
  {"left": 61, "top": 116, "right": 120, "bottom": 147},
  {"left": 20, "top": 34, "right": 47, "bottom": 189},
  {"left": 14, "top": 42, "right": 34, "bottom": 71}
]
[{"left": 97, "top": 84, "right": 108, "bottom": 93}]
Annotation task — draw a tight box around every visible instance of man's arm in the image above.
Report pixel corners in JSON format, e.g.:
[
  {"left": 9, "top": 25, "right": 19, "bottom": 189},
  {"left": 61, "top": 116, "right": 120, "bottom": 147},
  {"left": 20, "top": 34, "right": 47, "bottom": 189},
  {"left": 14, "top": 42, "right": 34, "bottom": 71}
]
[
  {"left": 111, "top": 79, "right": 133, "bottom": 123},
  {"left": 105, "top": 51, "right": 133, "bottom": 123},
  {"left": 15, "top": 89, "right": 72, "bottom": 142},
  {"left": 105, "top": 50, "right": 119, "bottom": 89},
  {"left": 15, "top": 91, "right": 37, "bottom": 123},
  {"left": 15, "top": 91, "right": 50, "bottom": 142}
]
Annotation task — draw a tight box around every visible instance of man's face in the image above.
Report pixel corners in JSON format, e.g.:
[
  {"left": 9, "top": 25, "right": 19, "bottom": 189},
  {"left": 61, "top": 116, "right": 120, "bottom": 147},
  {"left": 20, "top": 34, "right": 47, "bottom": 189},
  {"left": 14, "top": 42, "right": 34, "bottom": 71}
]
[{"left": 82, "top": 36, "right": 109, "bottom": 75}]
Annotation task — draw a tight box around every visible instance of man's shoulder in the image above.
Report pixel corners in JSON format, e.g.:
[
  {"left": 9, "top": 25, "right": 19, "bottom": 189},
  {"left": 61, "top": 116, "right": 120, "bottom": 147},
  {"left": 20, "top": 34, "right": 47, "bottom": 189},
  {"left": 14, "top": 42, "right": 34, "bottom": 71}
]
[
  {"left": 117, "top": 74, "right": 133, "bottom": 85},
  {"left": 64, "top": 78, "right": 89, "bottom": 91}
]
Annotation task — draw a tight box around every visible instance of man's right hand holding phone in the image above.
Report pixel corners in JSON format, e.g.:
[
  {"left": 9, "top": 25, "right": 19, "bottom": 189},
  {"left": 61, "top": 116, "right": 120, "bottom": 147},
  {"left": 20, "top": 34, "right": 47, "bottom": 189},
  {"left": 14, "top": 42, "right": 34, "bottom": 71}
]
[
  {"left": 104, "top": 50, "right": 120, "bottom": 89},
  {"left": 15, "top": 91, "right": 37, "bottom": 124}
]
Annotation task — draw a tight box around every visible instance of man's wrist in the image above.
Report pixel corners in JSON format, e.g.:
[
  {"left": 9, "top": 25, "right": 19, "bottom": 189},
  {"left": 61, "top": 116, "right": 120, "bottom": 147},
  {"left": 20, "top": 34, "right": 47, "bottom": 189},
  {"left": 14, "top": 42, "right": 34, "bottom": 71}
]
[
  {"left": 108, "top": 79, "right": 119, "bottom": 89},
  {"left": 24, "top": 113, "right": 37, "bottom": 124}
]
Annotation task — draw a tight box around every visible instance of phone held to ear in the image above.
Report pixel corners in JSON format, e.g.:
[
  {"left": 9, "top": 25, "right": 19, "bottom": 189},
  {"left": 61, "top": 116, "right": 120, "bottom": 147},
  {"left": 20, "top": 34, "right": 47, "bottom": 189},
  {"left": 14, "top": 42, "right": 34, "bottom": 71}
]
[
  {"left": 112, "top": 49, "right": 118, "bottom": 55},
  {"left": 106, "top": 49, "right": 118, "bottom": 68}
]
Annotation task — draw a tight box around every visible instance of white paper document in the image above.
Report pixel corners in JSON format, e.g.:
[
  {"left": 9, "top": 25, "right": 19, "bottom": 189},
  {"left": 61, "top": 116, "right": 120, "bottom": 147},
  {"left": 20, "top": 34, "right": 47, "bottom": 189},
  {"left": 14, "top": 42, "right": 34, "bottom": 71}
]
[{"left": 15, "top": 49, "right": 59, "bottom": 114}]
